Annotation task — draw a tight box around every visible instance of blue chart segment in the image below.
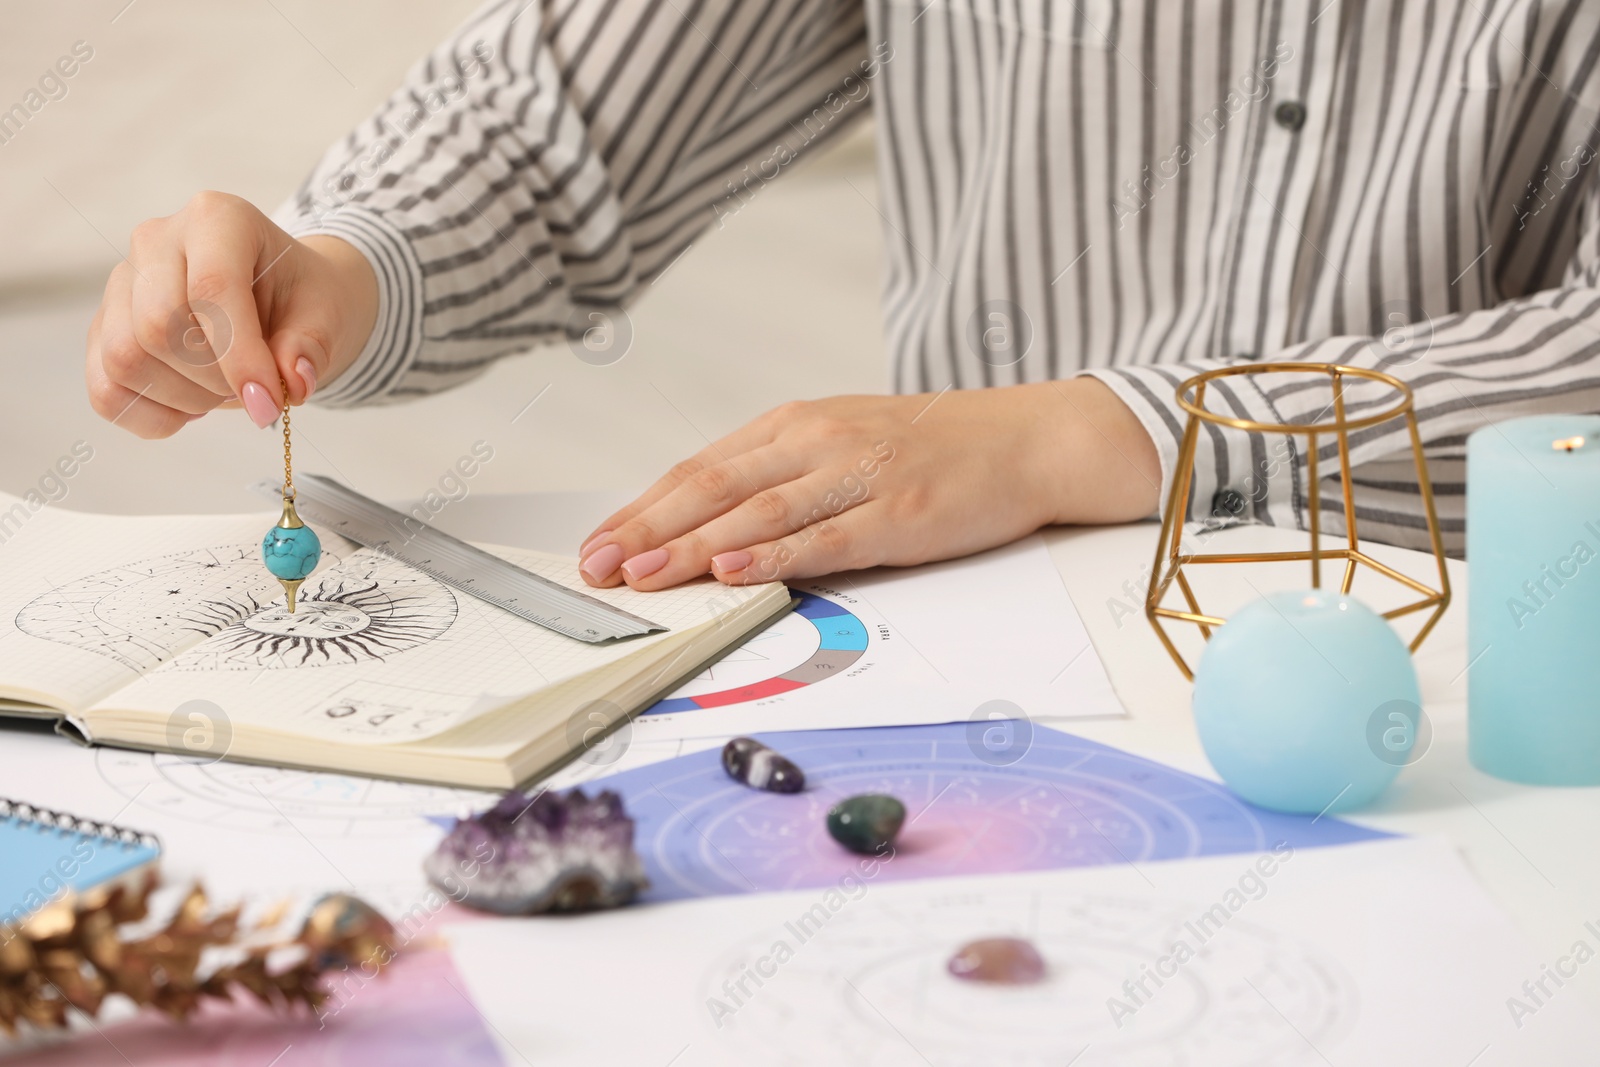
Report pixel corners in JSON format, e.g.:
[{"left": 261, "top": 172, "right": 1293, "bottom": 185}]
[
  {"left": 643, "top": 591, "right": 868, "bottom": 714},
  {"left": 589, "top": 722, "right": 1393, "bottom": 902}
]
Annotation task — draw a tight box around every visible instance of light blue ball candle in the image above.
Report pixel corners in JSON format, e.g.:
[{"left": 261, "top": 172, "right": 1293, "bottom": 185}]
[
  {"left": 1192, "top": 590, "right": 1421, "bottom": 814},
  {"left": 1468, "top": 415, "right": 1600, "bottom": 785},
  {"left": 262, "top": 523, "right": 321, "bottom": 581}
]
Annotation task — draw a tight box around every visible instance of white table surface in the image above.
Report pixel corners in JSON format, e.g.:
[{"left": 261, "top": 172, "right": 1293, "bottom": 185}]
[{"left": 439, "top": 491, "right": 1600, "bottom": 1010}]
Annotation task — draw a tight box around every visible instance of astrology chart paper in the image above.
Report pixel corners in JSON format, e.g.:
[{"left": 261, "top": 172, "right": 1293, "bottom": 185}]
[
  {"left": 631, "top": 536, "right": 1125, "bottom": 742},
  {"left": 570, "top": 722, "right": 1389, "bottom": 903},
  {"left": 446, "top": 838, "right": 1598, "bottom": 1067}
]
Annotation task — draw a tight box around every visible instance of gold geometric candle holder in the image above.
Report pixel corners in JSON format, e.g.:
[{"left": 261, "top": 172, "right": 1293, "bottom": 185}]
[{"left": 1145, "top": 362, "right": 1452, "bottom": 680}]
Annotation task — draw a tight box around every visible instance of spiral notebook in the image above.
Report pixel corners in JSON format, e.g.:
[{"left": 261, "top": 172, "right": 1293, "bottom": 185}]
[{"left": 0, "top": 798, "right": 161, "bottom": 927}]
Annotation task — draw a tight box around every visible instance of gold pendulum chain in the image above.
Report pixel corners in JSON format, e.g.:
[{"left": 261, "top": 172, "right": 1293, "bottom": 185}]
[{"left": 281, "top": 387, "right": 295, "bottom": 502}]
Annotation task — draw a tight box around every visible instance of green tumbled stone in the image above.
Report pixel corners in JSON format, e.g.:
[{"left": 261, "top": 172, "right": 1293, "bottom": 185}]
[{"left": 826, "top": 794, "right": 906, "bottom": 855}]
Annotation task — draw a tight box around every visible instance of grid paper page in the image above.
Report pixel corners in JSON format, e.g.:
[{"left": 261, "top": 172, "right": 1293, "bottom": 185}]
[{"left": 0, "top": 494, "right": 282, "bottom": 711}]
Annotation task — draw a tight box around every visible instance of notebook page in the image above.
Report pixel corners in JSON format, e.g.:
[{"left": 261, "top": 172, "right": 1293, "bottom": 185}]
[
  {"left": 0, "top": 492, "right": 287, "bottom": 712},
  {"left": 89, "top": 547, "right": 771, "bottom": 747}
]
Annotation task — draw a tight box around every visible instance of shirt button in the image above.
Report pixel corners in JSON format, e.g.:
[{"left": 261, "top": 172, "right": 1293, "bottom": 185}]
[
  {"left": 1234, "top": 351, "right": 1258, "bottom": 362},
  {"left": 1212, "top": 488, "right": 1248, "bottom": 519},
  {"left": 1274, "top": 100, "right": 1307, "bottom": 132}
]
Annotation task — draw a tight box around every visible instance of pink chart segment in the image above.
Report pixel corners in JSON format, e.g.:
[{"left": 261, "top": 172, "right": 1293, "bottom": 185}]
[
  {"left": 641, "top": 591, "right": 867, "bottom": 713},
  {"left": 597, "top": 723, "right": 1391, "bottom": 902}
]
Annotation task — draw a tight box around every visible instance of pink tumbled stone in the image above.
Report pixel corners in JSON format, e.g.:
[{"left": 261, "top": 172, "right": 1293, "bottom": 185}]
[{"left": 946, "top": 937, "right": 1047, "bottom": 985}]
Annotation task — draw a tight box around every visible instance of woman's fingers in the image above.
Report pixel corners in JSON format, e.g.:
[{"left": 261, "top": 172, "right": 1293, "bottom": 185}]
[
  {"left": 576, "top": 407, "right": 800, "bottom": 555},
  {"left": 179, "top": 199, "right": 289, "bottom": 425},
  {"left": 89, "top": 265, "right": 224, "bottom": 435},
  {"left": 126, "top": 220, "right": 235, "bottom": 397},
  {"left": 606, "top": 468, "right": 876, "bottom": 591},
  {"left": 109, "top": 354, "right": 229, "bottom": 416},
  {"left": 712, "top": 502, "right": 887, "bottom": 585},
  {"left": 85, "top": 330, "right": 196, "bottom": 439},
  {"left": 577, "top": 443, "right": 802, "bottom": 585}
]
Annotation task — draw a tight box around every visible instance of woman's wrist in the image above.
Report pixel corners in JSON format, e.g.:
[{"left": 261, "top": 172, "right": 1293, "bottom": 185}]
[
  {"left": 1031, "top": 377, "right": 1162, "bottom": 526},
  {"left": 298, "top": 234, "right": 378, "bottom": 392}
]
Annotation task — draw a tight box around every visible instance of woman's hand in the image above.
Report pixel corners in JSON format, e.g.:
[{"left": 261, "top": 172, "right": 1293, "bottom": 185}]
[
  {"left": 85, "top": 191, "right": 377, "bottom": 438},
  {"left": 577, "top": 379, "right": 1162, "bottom": 590}
]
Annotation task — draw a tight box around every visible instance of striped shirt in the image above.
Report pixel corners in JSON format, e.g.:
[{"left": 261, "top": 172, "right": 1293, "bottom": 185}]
[{"left": 279, "top": 0, "right": 1600, "bottom": 554}]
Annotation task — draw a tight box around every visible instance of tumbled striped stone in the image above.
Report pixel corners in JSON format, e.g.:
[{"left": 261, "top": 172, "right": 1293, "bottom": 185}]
[{"left": 721, "top": 737, "right": 805, "bottom": 793}]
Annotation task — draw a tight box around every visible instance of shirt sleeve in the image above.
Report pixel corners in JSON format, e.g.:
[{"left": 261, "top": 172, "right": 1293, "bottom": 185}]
[
  {"left": 1083, "top": 171, "right": 1600, "bottom": 557},
  {"left": 274, "top": 0, "right": 873, "bottom": 407}
]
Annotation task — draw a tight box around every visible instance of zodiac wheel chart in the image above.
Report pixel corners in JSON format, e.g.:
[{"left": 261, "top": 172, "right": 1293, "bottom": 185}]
[{"left": 642, "top": 590, "right": 870, "bottom": 715}]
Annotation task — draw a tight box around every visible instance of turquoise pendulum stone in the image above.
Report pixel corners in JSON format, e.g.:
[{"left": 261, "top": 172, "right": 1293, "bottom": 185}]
[{"left": 262, "top": 497, "right": 320, "bottom": 612}]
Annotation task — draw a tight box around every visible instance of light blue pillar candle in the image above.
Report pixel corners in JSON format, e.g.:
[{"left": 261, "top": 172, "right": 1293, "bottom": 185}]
[
  {"left": 1468, "top": 414, "right": 1600, "bottom": 785},
  {"left": 1192, "top": 590, "right": 1420, "bottom": 814}
]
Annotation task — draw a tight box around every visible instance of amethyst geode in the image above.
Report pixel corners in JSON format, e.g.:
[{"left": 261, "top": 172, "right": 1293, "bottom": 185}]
[{"left": 424, "top": 788, "right": 648, "bottom": 914}]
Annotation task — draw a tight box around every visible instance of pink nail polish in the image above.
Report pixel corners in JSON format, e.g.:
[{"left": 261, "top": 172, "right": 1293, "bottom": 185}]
[
  {"left": 580, "top": 530, "right": 614, "bottom": 557},
  {"left": 296, "top": 357, "right": 318, "bottom": 399},
  {"left": 579, "top": 543, "right": 624, "bottom": 582},
  {"left": 240, "top": 381, "right": 278, "bottom": 429},
  {"left": 712, "top": 550, "right": 753, "bottom": 572},
  {"left": 620, "top": 547, "right": 669, "bottom": 582}
]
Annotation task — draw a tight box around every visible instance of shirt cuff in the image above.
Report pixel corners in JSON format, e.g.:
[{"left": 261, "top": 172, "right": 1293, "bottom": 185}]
[
  {"left": 276, "top": 204, "right": 424, "bottom": 408},
  {"left": 1080, "top": 364, "right": 1304, "bottom": 533}
]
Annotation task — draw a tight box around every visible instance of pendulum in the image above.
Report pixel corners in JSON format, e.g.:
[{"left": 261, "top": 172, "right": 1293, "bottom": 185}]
[{"left": 260, "top": 384, "right": 321, "bottom": 612}]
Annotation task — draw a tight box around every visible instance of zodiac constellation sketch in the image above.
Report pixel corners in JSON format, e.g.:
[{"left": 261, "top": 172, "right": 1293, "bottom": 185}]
[
  {"left": 17, "top": 544, "right": 288, "bottom": 671},
  {"left": 16, "top": 544, "right": 457, "bottom": 672}
]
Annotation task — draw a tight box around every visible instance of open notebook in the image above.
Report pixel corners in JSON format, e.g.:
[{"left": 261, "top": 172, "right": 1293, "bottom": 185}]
[{"left": 0, "top": 493, "right": 789, "bottom": 788}]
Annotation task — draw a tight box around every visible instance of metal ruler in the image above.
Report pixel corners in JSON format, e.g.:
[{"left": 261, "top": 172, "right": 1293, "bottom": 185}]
[{"left": 253, "top": 473, "right": 664, "bottom": 643}]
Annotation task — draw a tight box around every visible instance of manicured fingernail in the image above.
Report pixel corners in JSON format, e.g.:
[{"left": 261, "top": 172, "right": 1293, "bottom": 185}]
[
  {"left": 240, "top": 381, "right": 278, "bottom": 429},
  {"left": 580, "top": 530, "right": 613, "bottom": 557},
  {"left": 579, "top": 543, "right": 624, "bottom": 582},
  {"left": 296, "top": 357, "right": 318, "bottom": 399},
  {"left": 621, "top": 547, "right": 669, "bottom": 582},
  {"left": 712, "top": 550, "right": 753, "bottom": 572}
]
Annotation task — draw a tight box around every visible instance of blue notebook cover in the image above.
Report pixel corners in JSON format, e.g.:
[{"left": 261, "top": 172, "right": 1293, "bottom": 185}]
[{"left": 0, "top": 798, "right": 161, "bottom": 926}]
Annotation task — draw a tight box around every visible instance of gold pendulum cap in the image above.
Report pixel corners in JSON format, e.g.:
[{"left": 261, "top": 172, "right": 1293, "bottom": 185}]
[{"left": 281, "top": 579, "right": 304, "bottom": 613}]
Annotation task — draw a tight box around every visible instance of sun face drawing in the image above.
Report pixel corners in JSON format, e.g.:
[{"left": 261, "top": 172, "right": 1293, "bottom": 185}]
[
  {"left": 168, "top": 563, "right": 457, "bottom": 671},
  {"left": 17, "top": 544, "right": 456, "bottom": 672}
]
